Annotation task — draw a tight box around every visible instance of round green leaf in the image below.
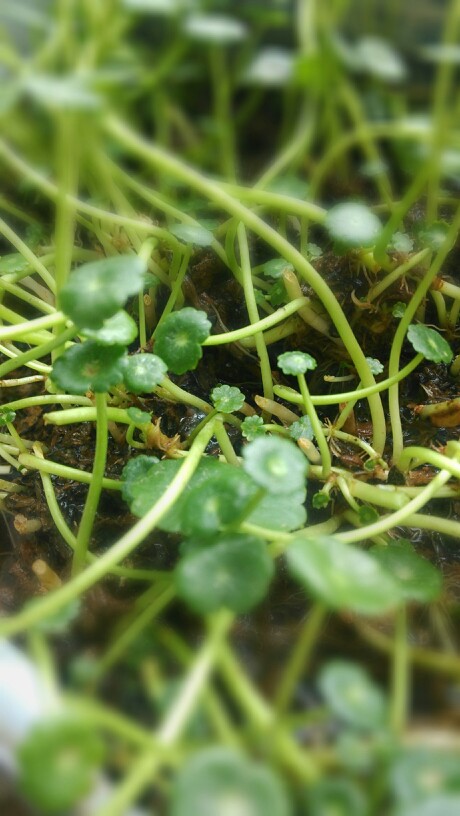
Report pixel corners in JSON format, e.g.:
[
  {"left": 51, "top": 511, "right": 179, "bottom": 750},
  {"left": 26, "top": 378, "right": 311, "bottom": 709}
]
[
  {"left": 0, "top": 408, "right": 16, "bottom": 425},
  {"left": 126, "top": 407, "right": 151, "bottom": 425},
  {"left": 248, "top": 488, "right": 307, "bottom": 532},
  {"left": 211, "top": 384, "right": 245, "bottom": 413},
  {"left": 407, "top": 324, "right": 453, "bottom": 364},
  {"left": 371, "top": 540, "right": 442, "bottom": 603},
  {"left": 121, "top": 455, "right": 159, "bottom": 505},
  {"left": 398, "top": 796, "right": 460, "bottom": 816},
  {"left": 242, "top": 436, "right": 308, "bottom": 495},
  {"left": 243, "top": 48, "right": 295, "bottom": 87},
  {"left": 241, "top": 415, "right": 266, "bottom": 441},
  {"left": 355, "top": 36, "right": 406, "bottom": 83},
  {"left": 289, "top": 415, "right": 314, "bottom": 441},
  {"left": 59, "top": 255, "right": 146, "bottom": 329},
  {"left": 318, "top": 660, "right": 387, "bottom": 731},
  {"left": 0, "top": 254, "right": 30, "bottom": 275},
  {"left": 260, "top": 258, "right": 294, "bottom": 279},
  {"left": 181, "top": 470, "right": 255, "bottom": 537},
  {"left": 122, "top": 353, "right": 167, "bottom": 394},
  {"left": 286, "top": 535, "right": 402, "bottom": 615},
  {"left": 51, "top": 341, "right": 126, "bottom": 395},
  {"left": 278, "top": 351, "right": 317, "bottom": 376},
  {"left": 390, "top": 232, "right": 414, "bottom": 252},
  {"left": 183, "top": 14, "right": 248, "bottom": 44},
  {"left": 390, "top": 748, "right": 460, "bottom": 807},
  {"left": 366, "top": 357, "right": 384, "bottom": 375},
  {"left": 418, "top": 220, "right": 450, "bottom": 250},
  {"left": 392, "top": 301, "right": 407, "bottom": 318},
  {"left": 169, "top": 223, "right": 214, "bottom": 246},
  {"left": 170, "top": 748, "right": 290, "bottom": 816},
  {"left": 154, "top": 308, "right": 211, "bottom": 375},
  {"left": 306, "top": 777, "right": 367, "bottom": 816},
  {"left": 24, "top": 74, "right": 101, "bottom": 110},
  {"left": 325, "top": 203, "right": 382, "bottom": 249},
  {"left": 17, "top": 717, "right": 105, "bottom": 814},
  {"left": 82, "top": 310, "right": 138, "bottom": 345},
  {"left": 176, "top": 533, "right": 274, "bottom": 614}
]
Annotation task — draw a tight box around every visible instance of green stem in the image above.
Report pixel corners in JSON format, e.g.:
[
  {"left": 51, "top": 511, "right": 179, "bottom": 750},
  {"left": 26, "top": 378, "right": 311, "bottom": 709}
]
[
  {"left": 72, "top": 393, "right": 109, "bottom": 575},
  {"left": 0, "top": 420, "right": 218, "bottom": 637},
  {"left": 202, "top": 297, "right": 309, "bottom": 345},
  {"left": 19, "top": 452, "right": 120, "bottom": 490},
  {"left": 275, "top": 603, "right": 327, "bottom": 713},
  {"left": 105, "top": 116, "right": 386, "bottom": 454},
  {"left": 391, "top": 605, "right": 409, "bottom": 736},
  {"left": 298, "top": 373, "right": 331, "bottom": 478},
  {"left": 0, "top": 325, "right": 77, "bottom": 379}
]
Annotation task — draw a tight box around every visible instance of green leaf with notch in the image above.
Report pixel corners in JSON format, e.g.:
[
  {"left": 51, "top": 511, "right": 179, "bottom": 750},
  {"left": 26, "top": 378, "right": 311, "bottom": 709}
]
[
  {"left": 289, "top": 415, "right": 314, "bottom": 441},
  {"left": 175, "top": 533, "right": 273, "bottom": 614},
  {"left": 59, "top": 255, "right": 146, "bottom": 329},
  {"left": 51, "top": 341, "right": 126, "bottom": 394},
  {"left": 407, "top": 324, "right": 453, "bottom": 364},
  {"left": 211, "top": 384, "right": 245, "bottom": 413},
  {"left": 82, "top": 310, "right": 138, "bottom": 345},
  {"left": 126, "top": 407, "right": 151, "bottom": 425},
  {"left": 370, "top": 540, "right": 442, "bottom": 603},
  {"left": 243, "top": 436, "right": 308, "bottom": 495},
  {"left": 154, "top": 308, "right": 211, "bottom": 375},
  {"left": 181, "top": 469, "right": 256, "bottom": 538},
  {"left": 260, "top": 258, "right": 294, "bottom": 279},
  {"left": 318, "top": 660, "right": 387, "bottom": 731},
  {"left": 241, "top": 415, "right": 266, "bottom": 441},
  {"left": 169, "top": 223, "right": 214, "bottom": 246},
  {"left": 278, "top": 351, "right": 317, "bottom": 376},
  {"left": 286, "top": 535, "right": 402, "bottom": 615},
  {"left": 122, "top": 353, "right": 167, "bottom": 394}
]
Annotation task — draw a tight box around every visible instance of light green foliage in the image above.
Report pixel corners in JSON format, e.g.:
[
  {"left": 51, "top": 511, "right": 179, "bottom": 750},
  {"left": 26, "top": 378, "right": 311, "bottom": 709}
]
[
  {"left": 278, "top": 351, "right": 317, "bottom": 376},
  {"left": 325, "top": 203, "right": 382, "bottom": 249},
  {"left": 170, "top": 748, "right": 290, "bottom": 816},
  {"left": 82, "top": 310, "right": 138, "bottom": 345},
  {"left": 407, "top": 324, "right": 453, "bottom": 364},
  {"left": 17, "top": 717, "right": 105, "bottom": 814},
  {"left": 306, "top": 777, "right": 367, "bottom": 816},
  {"left": 371, "top": 540, "right": 442, "bottom": 603},
  {"left": 365, "top": 357, "right": 384, "bottom": 375},
  {"left": 242, "top": 436, "right": 308, "bottom": 495},
  {"left": 318, "top": 660, "right": 387, "bottom": 731},
  {"left": 126, "top": 407, "right": 151, "bottom": 425},
  {"left": 59, "top": 255, "right": 146, "bottom": 329},
  {"left": 260, "top": 258, "right": 294, "bottom": 279},
  {"left": 51, "top": 341, "right": 126, "bottom": 394},
  {"left": 175, "top": 532, "right": 274, "bottom": 614},
  {"left": 181, "top": 469, "right": 256, "bottom": 537},
  {"left": 122, "top": 353, "right": 167, "bottom": 394},
  {"left": 0, "top": 408, "right": 16, "bottom": 425},
  {"left": 169, "top": 223, "right": 215, "bottom": 246},
  {"left": 389, "top": 747, "right": 460, "bottom": 809},
  {"left": 211, "top": 384, "right": 245, "bottom": 413},
  {"left": 418, "top": 220, "right": 450, "bottom": 251},
  {"left": 289, "top": 415, "right": 314, "bottom": 441},
  {"left": 241, "top": 415, "right": 266, "bottom": 440},
  {"left": 154, "top": 307, "right": 211, "bottom": 374},
  {"left": 286, "top": 535, "right": 402, "bottom": 615}
]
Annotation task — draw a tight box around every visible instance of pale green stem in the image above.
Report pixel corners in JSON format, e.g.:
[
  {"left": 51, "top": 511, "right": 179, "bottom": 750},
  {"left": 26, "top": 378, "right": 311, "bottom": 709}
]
[
  {"left": 391, "top": 605, "right": 409, "bottom": 736},
  {"left": 275, "top": 603, "right": 327, "bottom": 713}
]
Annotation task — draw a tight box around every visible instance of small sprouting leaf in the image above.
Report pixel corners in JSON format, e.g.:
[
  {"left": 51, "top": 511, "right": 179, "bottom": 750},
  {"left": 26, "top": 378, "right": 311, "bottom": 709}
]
[
  {"left": 81, "top": 310, "right": 138, "bottom": 345},
  {"left": 154, "top": 308, "right": 211, "bottom": 375},
  {"left": 176, "top": 533, "right": 274, "bottom": 614},
  {"left": 260, "top": 258, "right": 294, "bottom": 279},
  {"left": 418, "top": 220, "right": 450, "bottom": 251},
  {"left": 390, "top": 232, "right": 414, "bottom": 252},
  {"left": 242, "top": 436, "right": 308, "bottom": 495},
  {"left": 306, "top": 242, "right": 323, "bottom": 259},
  {"left": 286, "top": 535, "right": 402, "bottom": 615},
  {"left": 390, "top": 747, "right": 460, "bottom": 807},
  {"left": 126, "top": 407, "right": 151, "bottom": 425},
  {"left": 241, "top": 415, "right": 266, "bottom": 440},
  {"left": 358, "top": 505, "right": 380, "bottom": 525},
  {"left": 17, "top": 717, "right": 105, "bottom": 814},
  {"left": 169, "top": 223, "right": 214, "bottom": 247},
  {"left": 243, "top": 47, "right": 295, "bottom": 86},
  {"left": 183, "top": 14, "right": 248, "bottom": 44},
  {"left": 51, "top": 341, "right": 126, "bottom": 395},
  {"left": 392, "top": 301, "right": 406, "bottom": 318},
  {"left": 269, "top": 279, "right": 288, "bottom": 306},
  {"left": 121, "top": 455, "right": 159, "bottom": 505},
  {"left": 248, "top": 488, "right": 307, "bottom": 532},
  {"left": 59, "top": 255, "right": 146, "bottom": 329},
  {"left": 318, "top": 660, "right": 387, "bottom": 731},
  {"left": 365, "top": 357, "right": 384, "bottom": 375},
  {"left": 211, "top": 384, "right": 245, "bottom": 413},
  {"left": 306, "top": 777, "right": 368, "bottom": 816},
  {"left": 325, "top": 203, "right": 382, "bottom": 250},
  {"left": 407, "top": 324, "right": 453, "bottom": 364},
  {"left": 170, "top": 748, "right": 290, "bottom": 816},
  {"left": 312, "top": 491, "right": 330, "bottom": 509},
  {"left": 122, "top": 353, "right": 167, "bottom": 394},
  {"left": 181, "top": 470, "right": 256, "bottom": 538},
  {"left": 0, "top": 254, "right": 30, "bottom": 275},
  {"left": 370, "top": 540, "right": 442, "bottom": 603},
  {"left": 0, "top": 408, "right": 16, "bottom": 425},
  {"left": 289, "top": 415, "right": 314, "bottom": 441},
  {"left": 278, "top": 351, "right": 317, "bottom": 376}
]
